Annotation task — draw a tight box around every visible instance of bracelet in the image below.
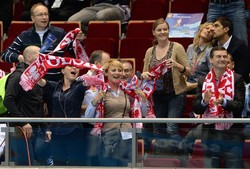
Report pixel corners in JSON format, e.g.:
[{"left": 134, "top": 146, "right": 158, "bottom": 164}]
[{"left": 180, "top": 65, "right": 186, "bottom": 73}]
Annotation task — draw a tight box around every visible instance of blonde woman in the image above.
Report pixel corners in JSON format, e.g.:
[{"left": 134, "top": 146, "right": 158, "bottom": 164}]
[{"left": 186, "top": 22, "right": 214, "bottom": 93}]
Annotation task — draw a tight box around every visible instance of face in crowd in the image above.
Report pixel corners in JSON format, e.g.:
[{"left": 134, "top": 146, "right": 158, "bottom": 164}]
[
  {"left": 62, "top": 66, "right": 80, "bottom": 82},
  {"left": 152, "top": 18, "right": 170, "bottom": 42},
  {"left": 103, "top": 60, "right": 123, "bottom": 86},
  {"left": 122, "top": 62, "right": 133, "bottom": 81},
  {"left": 31, "top": 4, "right": 49, "bottom": 31}
]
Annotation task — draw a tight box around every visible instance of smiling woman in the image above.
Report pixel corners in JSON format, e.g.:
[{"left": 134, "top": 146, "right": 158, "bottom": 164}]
[
  {"left": 141, "top": 18, "right": 191, "bottom": 149},
  {"left": 37, "top": 65, "right": 88, "bottom": 166},
  {"left": 84, "top": 60, "right": 133, "bottom": 166}
]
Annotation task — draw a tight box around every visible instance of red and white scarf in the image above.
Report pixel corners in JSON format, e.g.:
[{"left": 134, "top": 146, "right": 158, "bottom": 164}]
[
  {"left": 83, "top": 61, "right": 168, "bottom": 136},
  {"left": 19, "top": 29, "right": 96, "bottom": 91},
  {"left": 202, "top": 68, "right": 234, "bottom": 130}
]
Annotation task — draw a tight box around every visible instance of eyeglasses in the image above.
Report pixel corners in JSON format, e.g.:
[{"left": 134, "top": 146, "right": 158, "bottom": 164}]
[
  {"left": 34, "top": 13, "right": 49, "bottom": 17},
  {"left": 123, "top": 69, "right": 132, "bottom": 73}
]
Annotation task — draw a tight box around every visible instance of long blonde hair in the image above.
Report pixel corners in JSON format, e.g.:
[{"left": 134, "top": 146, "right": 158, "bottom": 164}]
[{"left": 193, "top": 22, "right": 213, "bottom": 48}]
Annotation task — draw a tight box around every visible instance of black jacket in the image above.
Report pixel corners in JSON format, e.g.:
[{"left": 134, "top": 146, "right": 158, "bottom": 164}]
[
  {"left": 193, "top": 73, "right": 245, "bottom": 129},
  {"left": 4, "top": 62, "right": 44, "bottom": 126},
  {"left": 213, "top": 36, "right": 250, "bottom": 83}
]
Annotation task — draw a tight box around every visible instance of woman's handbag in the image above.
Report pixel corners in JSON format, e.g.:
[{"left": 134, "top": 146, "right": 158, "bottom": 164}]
[
  {"left": 102, "top": 128, "right": 122, "bottom": 152},
  {"left": 101, "top": 93, "right": 127, "bottom": 152}
]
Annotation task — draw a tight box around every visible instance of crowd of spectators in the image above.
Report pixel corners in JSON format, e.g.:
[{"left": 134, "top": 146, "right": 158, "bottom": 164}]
[{"left": 0, "top": 0, "right": 250, "bottom": 168}]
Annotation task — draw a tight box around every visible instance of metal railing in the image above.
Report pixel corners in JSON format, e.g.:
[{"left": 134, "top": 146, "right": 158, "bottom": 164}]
[{"left": 1, "top": 117, "right": 249, "bottom": 167}]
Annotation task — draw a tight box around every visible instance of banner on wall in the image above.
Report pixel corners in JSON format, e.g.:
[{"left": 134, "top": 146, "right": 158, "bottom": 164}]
[{"left": 166, "top": 13, "right": 204, "bottom": 38}]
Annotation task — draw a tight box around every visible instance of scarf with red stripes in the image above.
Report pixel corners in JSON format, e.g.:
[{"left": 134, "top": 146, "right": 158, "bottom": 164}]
[
  {"left": 19, "top": 29, "right": 102, "bottom": 91},
  {"left": 202, "top": 68, "right": 234, "bottom": 130},
  {"left": 80, "top": 60, "right": 168, "bottom": 136}
]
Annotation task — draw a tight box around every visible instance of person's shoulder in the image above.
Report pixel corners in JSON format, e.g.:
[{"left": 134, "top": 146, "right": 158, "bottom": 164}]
[
  {"left": 48, "top": 26, "right": 66, "bottom": 34},
  {"left": 145, "top": 46, "right": 154, "bottom": 55},
  {"left": 172, "top": 41, "right": 185, "bottom": 50},
  {"left": 230, "top": 36, "right": 247, "bottom": 48},
  {"left": 18, "top": 27, "right": 35, "bottom": 37},
  {"left": 234, "top": 72, "right": 244, "bottom": 81}
]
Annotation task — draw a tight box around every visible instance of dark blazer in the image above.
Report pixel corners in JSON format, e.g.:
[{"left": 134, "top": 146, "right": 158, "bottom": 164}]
[
  {"left": 193, "top": 72, "right": 245, "bottom": 128},
  {"left": 226, "top": 36, "right": 250, "bottom": 83}
]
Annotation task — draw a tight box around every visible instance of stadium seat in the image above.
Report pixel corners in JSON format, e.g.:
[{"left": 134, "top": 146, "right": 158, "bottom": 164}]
[
  {"left": 87, "top": 21, "right": 121, "bottom": 57},
  {"left": 186, "top": 139, "right": 204, "bottom": 168},
  {"left": 12, "top": 0, "right": 25, "bottom": 21},
  {"left": 50, "top": 21, "right": 81, "bottom": 33},
  {"left": 169, "top": 38, "right": 193, "bottom": 51},
  {"left": 248, "top": 21, "right": 250, "bottom": 47},
  {"left": 170, "top": 0, "right": 209, "bottom": 15},
  {"left": 3, "top": 38, "right": 15, "bottom": 52},
  {"left": 0, "top": 21, "right": 3, "bottom": 53},
  {"left": 137, "top": 139, "right": 144, "bottom": 162},
  {"left": 126, "top": 20, "right": 154, "bottom": 39},
  {"left": 0, "top": 61, "right": 14, "bottom": 73},
  {"left": 131, "top": 0, "right": 168, "bottom": 20},
  {"left": 84, "top": 38, "right": 116, "bottom": 58},
  {"left": 7, "top": 21, "right": 33, "bottom": 39},
  {"left": 119, "top": 38, "right": 153, "bottom": 72},
  {"left": 117, "top": 58, "right": 136, "bottom": 75},
  {"left": 187, "top": 157, "right": 204, "bottom": 168},
  {"left": 244, "top": 140, "right": 250, "bottom": 168},
  {"left": 144, "top": 157, "right": 181, "bottom": 167}
]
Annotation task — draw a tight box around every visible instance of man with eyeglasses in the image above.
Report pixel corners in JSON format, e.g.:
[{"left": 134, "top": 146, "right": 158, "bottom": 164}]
[
  {"left": 2, "top": 3, "right": 84, "bottom": 81},
  {"left": 121, "top": 60, "right": 134, "bottom": 82}
]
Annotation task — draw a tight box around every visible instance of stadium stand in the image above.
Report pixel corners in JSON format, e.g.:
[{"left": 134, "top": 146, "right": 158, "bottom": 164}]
[
  {"left": 86, "top": 21, "right": 121, "bottom": 58},
  {"left": 130, "top": 0, "right": 168, "bottom": 20}
]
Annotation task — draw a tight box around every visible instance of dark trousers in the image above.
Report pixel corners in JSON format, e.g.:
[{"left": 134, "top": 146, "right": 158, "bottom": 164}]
[
  {"left": 202, "top": 125, "right": 244, "bottom": 168},
  {"left": 51, "top": 128, "right": 86, "bottom": 166},
  {"left": 152, "top": 92, "right": 186, "bottom": 140},
  {"left": 10, "top": 127, "right": 38, "bottom": 165}
]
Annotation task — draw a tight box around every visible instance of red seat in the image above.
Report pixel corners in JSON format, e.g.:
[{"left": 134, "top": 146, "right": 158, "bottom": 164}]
[
  {"left": 144, "top": 157, "right": 181, "bottom": 167},
  {"left": 117, "top": 58, "right": 136, "bottom": 75},
  {"left": 84, "top": 38, "right": 116, "bottom": 58},
  {"left": 13, "top": 0, "right": 25, "bottom": 21},
  {"left": 50, "top": 21, "right": 81, "bottom": 33},
  {"left": 131, "top": 0, "right": 168, "bottom": 20},
  {"left": 3, "top": 38, "right": 15, "bottom": 51},
  {"left": 245, "top": 0, "right": 250, "bottom": 9},
  {"left": 0, "top": 61, "right": 14, "bottom": 73},
  {"left": 187, "top": 157, "right": 204, "bottom": 168},
  {"left": 119, "top": 38, "right": 153, "bottom": 72},
  {"left": 87, "top": 21, "right": 121, "bottom": 57},
  {"left": 243, "top": 140, "right": 250, "bottom": 168},
  {"left": 137, "top": 139, "right": 144, "bottom": 162},
  {"left": 170, "top": 0, "right": 209, "bottom": 22},
  {"left": 170, "top": 38, "right": 193, "bottom": 51},
  {"left": 7, "top": 21, "right": 33, "bottom": 39},
  {"left": 126, "top": 20, "right": 154, "bottom": 39},
  {"left": 0, "top": 21, "right": 3, "bottom": 53},
  {"left": 186, "top": 139, "right": 204, "bottom": 168}
]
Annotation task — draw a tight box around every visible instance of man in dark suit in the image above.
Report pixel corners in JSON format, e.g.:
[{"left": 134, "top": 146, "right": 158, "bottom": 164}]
[
  {"left": 193, "top": 46, "right": 245, "bottom": 168},
  {"left": 212, "top": 17, "right": 250, "bottom": 83}
]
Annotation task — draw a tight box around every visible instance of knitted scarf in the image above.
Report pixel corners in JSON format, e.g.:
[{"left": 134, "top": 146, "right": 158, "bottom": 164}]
[
  {"left": 19, "top": 29, "right": 100, "bottom": 91},
  {"left": 82, "top": 60, "right": 168, "bottom": 136},
  {"left": 202, "top": 68, "right": 234, "bottom": 130}
]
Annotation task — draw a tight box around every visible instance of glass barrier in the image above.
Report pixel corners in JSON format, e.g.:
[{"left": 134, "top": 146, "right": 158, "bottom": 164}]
[{"left": 0, "top": 119, "right": 249, "bottom": 168}]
